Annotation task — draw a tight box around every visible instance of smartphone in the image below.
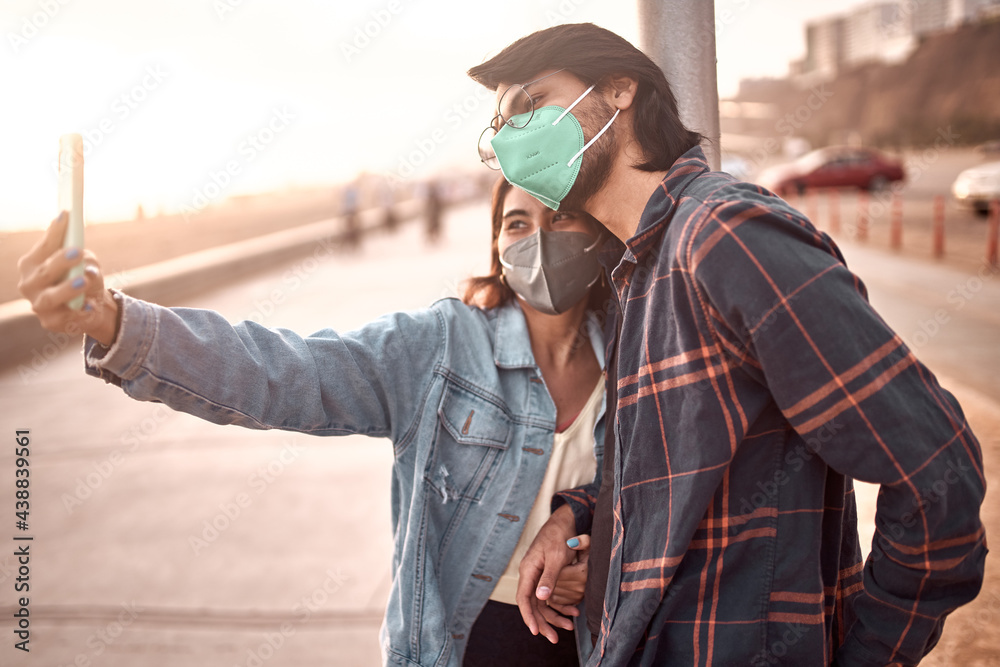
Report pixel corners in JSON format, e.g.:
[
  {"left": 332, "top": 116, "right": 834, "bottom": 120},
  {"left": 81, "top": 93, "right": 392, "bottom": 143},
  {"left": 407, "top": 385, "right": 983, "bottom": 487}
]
[{"left": 58, "top": 133, "right": 85, "bottom": 310}]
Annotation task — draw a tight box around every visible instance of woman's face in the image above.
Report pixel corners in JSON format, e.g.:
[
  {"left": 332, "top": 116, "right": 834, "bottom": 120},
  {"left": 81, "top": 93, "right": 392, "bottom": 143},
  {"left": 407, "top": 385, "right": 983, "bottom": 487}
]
[{"left": 496, "top": 187, "right": 597, "bottom": 258}]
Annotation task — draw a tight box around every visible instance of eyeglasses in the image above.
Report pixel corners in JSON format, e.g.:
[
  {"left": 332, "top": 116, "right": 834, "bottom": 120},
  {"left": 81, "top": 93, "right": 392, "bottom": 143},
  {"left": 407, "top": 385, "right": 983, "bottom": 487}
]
[{"left": 478, "top": 69, "right": 565, "bottom": 170}]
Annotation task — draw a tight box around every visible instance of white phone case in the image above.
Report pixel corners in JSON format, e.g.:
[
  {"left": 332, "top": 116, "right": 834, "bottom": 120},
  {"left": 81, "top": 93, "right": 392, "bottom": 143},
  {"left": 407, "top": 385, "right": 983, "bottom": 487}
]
[{"left": 58, "top": 133, "right": 85, "bottom": 310}]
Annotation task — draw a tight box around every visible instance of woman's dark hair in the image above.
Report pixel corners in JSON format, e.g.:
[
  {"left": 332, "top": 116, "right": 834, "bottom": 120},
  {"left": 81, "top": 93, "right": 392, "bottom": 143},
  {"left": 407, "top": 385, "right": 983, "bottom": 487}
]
[
  {"left": 467, "top": 23, "right": 702, "bottom": 171},
  {"left": 461, "top": 177, "right": 612, "bottom": 316},
  {"left": 461, "top": 177, "right": 516, "bottom": 310}
]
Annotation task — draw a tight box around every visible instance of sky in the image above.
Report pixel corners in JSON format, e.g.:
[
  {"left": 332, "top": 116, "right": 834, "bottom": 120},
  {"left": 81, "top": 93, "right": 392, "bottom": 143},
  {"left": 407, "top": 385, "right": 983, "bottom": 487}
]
[{"left": 0, "top": 0, "right": 862, "bottom": 230}]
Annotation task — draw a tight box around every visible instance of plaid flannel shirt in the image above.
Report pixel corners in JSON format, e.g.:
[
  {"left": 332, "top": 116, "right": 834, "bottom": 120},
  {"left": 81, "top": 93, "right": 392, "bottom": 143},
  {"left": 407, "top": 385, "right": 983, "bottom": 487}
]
[{"left": 554, "top": 146, "right": 987, "bottom": 666}]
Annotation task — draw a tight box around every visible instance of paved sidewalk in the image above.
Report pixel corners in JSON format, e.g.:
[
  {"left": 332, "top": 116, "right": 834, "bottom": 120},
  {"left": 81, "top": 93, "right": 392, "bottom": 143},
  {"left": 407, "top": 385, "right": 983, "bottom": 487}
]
[{"left": 0, "top": 203, "right": 997, "bottom": 665}]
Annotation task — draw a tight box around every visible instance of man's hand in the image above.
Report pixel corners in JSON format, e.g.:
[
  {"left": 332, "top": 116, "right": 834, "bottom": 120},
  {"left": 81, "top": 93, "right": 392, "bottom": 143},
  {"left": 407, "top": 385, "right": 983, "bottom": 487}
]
[{"left": 516, "top": 504, "right": 587, "bottom": 643}]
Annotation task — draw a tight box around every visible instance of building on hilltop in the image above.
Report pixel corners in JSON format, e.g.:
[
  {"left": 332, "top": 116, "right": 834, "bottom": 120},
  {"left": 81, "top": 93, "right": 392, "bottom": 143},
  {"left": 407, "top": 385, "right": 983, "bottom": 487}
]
[
  {"left": 802, "top": 16, "right": 847, "bottom": 83},
  {"left": 845, "top": 3, "right": 913, "bottom": 67},
  {"left": 794, "top": 0, "right": 1000, "bottom": 85}
]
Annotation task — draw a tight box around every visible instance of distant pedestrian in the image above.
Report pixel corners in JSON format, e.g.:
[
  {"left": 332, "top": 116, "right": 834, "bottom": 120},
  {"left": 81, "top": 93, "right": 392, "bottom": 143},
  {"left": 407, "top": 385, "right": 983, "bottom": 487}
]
[
  {"left": 380, "top": 182, "right": 398, "bottom": 232},
  {"left": 341, "top": 181, "right": 361, "bottom": 248},
  {"left": 424, "top": 179, "right": 444, "bottom": 243}
]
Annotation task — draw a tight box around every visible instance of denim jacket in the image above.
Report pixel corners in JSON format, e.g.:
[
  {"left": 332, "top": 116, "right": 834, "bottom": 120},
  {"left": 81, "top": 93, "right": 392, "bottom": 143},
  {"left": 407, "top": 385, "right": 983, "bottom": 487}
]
[{"left": 84, "top": 293, "right": 605, "bottom": 666}]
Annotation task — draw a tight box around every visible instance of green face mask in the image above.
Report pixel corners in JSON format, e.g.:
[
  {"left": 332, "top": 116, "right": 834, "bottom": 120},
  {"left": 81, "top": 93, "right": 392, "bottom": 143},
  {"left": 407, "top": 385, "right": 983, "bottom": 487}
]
[{"left": 490, "top": 84, "right": 619, "bottom": 210}]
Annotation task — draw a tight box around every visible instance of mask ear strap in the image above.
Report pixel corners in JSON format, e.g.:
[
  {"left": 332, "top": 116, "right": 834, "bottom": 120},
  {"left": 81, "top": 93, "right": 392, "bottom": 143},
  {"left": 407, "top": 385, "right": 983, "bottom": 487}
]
[
  {"left": 584, "top": 231, "right": 605, "bottom": 252},
  {"left": 567, "top": 108, "right": 620, "bottom": 167},
  {"left": 553, "top": 84, "right": 596, "bottom": 125}
]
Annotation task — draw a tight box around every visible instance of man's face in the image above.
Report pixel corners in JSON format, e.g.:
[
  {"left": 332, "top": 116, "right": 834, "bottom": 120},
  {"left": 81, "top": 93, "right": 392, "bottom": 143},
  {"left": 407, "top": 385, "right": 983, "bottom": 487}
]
[{"left": 492, "top": 69, "right": 619, "bottom": 211}]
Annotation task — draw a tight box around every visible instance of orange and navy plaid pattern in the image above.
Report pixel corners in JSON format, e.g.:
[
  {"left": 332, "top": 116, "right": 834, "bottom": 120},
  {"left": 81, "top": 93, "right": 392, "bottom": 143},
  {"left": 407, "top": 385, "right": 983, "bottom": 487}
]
[{"left": 556, "top": 147, "right": 987, "bottom": 665}]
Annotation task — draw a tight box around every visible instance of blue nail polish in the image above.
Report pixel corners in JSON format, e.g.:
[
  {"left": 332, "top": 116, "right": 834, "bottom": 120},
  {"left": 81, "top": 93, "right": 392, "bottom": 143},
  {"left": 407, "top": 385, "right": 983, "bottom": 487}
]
[
  {"left": 72, "top": 277, "right": 85, "bottom": 289},
  {"left": 566, "top": 537, "right": 580, "bottom": 548},
  {"left": 65, "top": 248, "right": 80, "bottom": 260}
]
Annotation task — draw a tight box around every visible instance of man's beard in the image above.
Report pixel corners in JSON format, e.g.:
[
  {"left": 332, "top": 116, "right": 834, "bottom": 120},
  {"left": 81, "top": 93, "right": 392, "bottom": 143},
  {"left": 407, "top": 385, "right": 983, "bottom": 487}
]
[{"left": 560, "top": 94, "right": 618, "bottom": 212}]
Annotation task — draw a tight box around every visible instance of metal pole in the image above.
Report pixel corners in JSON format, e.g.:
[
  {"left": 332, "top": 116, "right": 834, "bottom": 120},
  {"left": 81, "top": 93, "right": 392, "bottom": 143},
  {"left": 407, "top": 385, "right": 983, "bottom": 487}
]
[
  {"left": 986, "top": 200, "right": 999, "bottom": 267},
  {"left": 638, "top": 0, "right": 721, "bottom": 171}
]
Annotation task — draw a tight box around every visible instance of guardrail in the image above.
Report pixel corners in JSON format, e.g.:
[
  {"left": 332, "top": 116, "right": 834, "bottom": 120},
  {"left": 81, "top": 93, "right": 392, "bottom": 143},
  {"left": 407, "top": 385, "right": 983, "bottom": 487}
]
[{"left": 788, "top": 189, "right": 1000, "bottom": 268}]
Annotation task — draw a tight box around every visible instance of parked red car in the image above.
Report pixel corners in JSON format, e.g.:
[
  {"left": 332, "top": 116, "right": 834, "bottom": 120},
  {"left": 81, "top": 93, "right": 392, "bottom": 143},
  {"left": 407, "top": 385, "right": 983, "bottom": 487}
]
[{"left": 756, "top": 147, "right": 905, "bottom": 195}]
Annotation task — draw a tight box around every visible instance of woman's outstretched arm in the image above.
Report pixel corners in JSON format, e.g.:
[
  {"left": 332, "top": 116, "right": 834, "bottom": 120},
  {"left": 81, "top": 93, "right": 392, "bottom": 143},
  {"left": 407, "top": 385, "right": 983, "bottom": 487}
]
[{"left": 18, "top": 212, "right": 446, "bottom": 442}]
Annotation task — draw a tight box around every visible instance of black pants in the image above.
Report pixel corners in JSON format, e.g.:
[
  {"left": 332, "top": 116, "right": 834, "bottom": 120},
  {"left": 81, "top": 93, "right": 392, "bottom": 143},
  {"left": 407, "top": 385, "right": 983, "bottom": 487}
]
[{"left": 463, "top": 599, "right": 579, "bottom": 666}]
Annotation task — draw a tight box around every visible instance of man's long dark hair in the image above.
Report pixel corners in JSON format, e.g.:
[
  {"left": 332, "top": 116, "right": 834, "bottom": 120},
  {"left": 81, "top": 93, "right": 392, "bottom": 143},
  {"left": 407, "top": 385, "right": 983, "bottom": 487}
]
[{"left": 468, "top": 23, "right": 703, "bottom": 172}]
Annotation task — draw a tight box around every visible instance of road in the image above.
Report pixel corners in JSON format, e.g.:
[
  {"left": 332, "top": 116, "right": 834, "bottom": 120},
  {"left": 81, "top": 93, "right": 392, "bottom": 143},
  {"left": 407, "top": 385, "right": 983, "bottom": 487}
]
[
  {"left": 0, "top": 201, "right": 997, "bottom": 666},
  {"left": 731, "top": 145, "right": 999, "bottom": 272}
]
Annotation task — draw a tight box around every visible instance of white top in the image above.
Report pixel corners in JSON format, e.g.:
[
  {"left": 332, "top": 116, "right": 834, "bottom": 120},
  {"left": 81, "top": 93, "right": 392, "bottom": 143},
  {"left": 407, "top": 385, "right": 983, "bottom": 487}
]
[{"left": 489, "top": 374, "right": 605, "bottom": 605}]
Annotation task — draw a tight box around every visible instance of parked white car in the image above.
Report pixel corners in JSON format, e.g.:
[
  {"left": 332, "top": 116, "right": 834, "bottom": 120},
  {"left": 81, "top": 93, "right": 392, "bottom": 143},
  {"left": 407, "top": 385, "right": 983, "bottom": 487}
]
[{"left": 952, "top": 160, "right": 1000, "bottom": 216}]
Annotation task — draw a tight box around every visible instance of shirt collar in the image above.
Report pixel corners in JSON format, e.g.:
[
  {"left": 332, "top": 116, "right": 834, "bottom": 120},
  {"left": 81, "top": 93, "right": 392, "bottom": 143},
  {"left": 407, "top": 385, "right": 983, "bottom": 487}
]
[
  {"left": 493, "top": 301, "right": 606, "bottom": 372},
  {"left": 494, "top": 302, "right": 535, "bottom": 369},
  {"left": 599, "top": 235, "right": 627, "bottom": 273},
  {"left": 625, "top": 144, "right": 711, "bottom": 259}
]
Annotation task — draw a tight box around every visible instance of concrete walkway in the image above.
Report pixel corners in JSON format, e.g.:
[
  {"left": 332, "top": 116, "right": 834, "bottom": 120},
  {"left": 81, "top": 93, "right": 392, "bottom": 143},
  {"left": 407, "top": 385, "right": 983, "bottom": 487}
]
[{"left": 0, "top": 202, "right": 997, "bottom": 665}]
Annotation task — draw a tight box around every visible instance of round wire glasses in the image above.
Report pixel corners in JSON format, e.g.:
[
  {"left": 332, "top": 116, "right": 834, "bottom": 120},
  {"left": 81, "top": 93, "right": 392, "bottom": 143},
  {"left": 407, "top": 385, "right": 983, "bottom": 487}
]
[{"left": 477, "top": 69, "right": 565, "bottom": 170}]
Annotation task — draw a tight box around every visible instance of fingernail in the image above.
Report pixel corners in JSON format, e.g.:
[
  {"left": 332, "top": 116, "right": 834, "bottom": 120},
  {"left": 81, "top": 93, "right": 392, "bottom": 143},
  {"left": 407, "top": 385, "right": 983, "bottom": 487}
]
[
  {"left": 72, "top": 277, "right": 85, "bottom": 289},
  {"left": 66, "top": 248, "right": 81, "bottom": 260},
  {"left": 566, "top": 537, "right": 580, "bottom": 548},
  {"left": 85, "top": 265, "right": 99, "bottom": 276},
  {"left": 536, "top": 586, "right": 551, "bottom": 597},
  {"left": 83, "top": 303, "right": 94, "bottom": 312}
]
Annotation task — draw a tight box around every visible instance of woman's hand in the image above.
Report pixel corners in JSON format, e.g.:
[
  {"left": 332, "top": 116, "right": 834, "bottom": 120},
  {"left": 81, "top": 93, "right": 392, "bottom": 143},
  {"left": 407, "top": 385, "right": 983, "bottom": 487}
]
[{"left": 17, "top": 212, "right": 119, "bottom": 347}]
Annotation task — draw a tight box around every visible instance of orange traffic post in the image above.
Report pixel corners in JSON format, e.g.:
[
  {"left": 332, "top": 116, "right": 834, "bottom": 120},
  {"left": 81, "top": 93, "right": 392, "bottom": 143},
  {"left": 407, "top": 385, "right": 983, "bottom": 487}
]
[
  {"left": 987, "top": 199, "right": 1000, "bottom": 267},
  {"left": 932, "top": 195, "right": 945, "bottom": 258},
  {"left": 890, "top": 191, "right": 903, "bottom": 250},
  {"left": 857, "top": 191, "right": 869, "bottom": 242},
  {"left": 828, "top": 189, "right": 840, "bottom": 234}
]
